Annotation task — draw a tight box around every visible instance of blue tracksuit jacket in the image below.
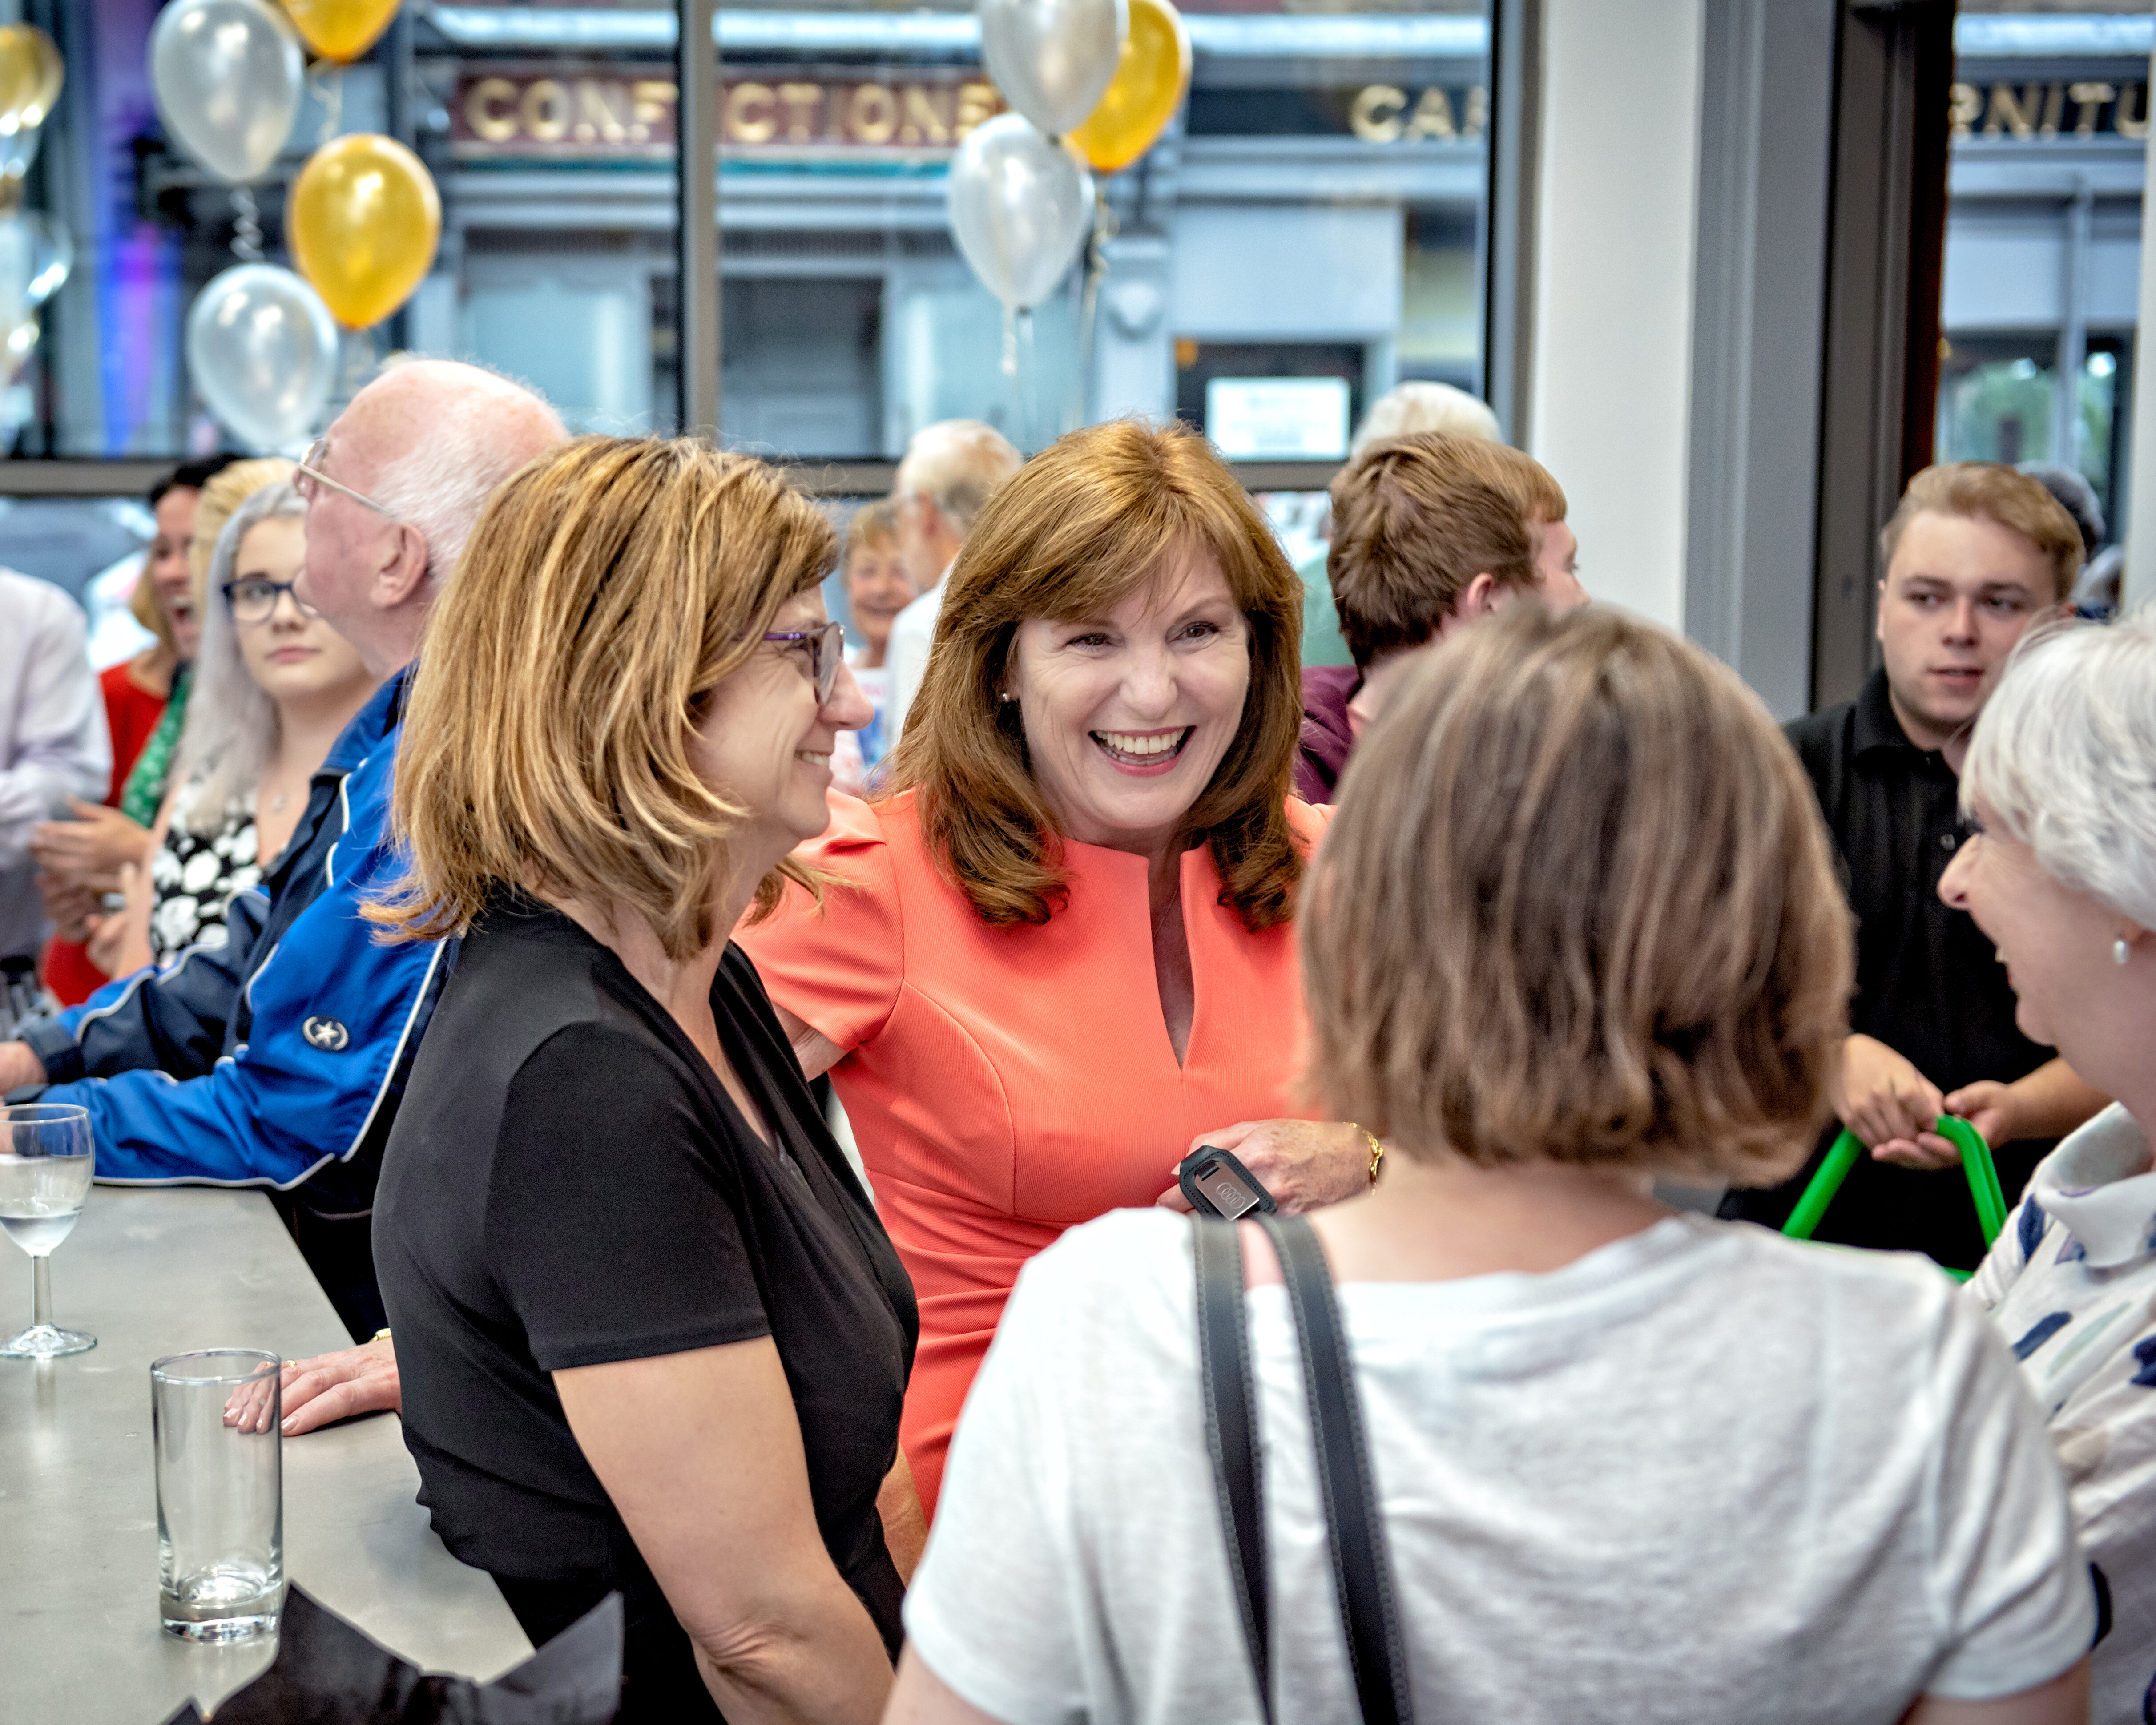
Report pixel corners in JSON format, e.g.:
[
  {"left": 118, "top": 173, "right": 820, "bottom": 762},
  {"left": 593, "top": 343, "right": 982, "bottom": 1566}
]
[{"left": 15, "top": 670, "right": 447, "bottom": 1247}]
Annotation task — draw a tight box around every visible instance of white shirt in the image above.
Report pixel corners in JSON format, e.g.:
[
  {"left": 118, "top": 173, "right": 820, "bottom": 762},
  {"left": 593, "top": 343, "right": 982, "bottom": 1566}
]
[
  {"left": 0, "top": 570, "right": 110, "bottom": 959},
  {"left": 885, "top": 562, "right": 953, "bottom": 750},
  {"left": 1970, "top": 1103, "right": 2156, "bottom": 1722},
  {"left": 908, "top": 1208, "right": 2093, "bottom": 1725}
]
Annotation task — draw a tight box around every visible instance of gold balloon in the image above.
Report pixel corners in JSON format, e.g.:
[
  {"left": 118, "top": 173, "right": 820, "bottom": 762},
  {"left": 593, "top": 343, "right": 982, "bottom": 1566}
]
[
  {"left": 288, "top": 133, "right": 440, "bottom": 330},
  {"left": 280, "top": 0, "right": 402, "bottom": 65},
  {"left": 0, "top": 25, "right": 63, "bottom": 140},
  {"left": 1067, "top": 0, "right": 1191, "bottom": 174}
]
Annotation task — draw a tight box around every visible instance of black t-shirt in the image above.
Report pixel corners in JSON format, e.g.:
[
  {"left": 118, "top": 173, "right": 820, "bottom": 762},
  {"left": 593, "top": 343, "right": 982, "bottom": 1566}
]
[
  {"left": 373, "top": 899, "right": 918, "bottom": 1719},
  {"left": 1725, "top": 669, "right": 2055, "bottom": 1266}
]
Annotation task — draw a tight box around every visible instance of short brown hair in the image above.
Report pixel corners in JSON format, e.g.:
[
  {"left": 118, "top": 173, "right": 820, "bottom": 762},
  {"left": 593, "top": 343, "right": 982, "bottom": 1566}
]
[
  {"left": 886, "top": 418, "right": 1307, "bottom": 929},
  {"left": 844, "top": 497, "right": 897, "bottom": 560},
  {"left": 1326, "top": 433, "right": 1567, "bottom": 668},
  {"left": 369, "top": 437, "right": 836, "bottom": 960},
  {"left": 1880, "top": 462, "right": 2084, "bottom": 602},
  {"left": 1303, "top": 606, "right": 1851, "bottom": 1183}
]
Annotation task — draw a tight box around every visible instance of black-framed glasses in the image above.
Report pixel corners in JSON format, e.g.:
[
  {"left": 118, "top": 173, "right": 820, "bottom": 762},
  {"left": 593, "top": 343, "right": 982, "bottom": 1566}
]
[
  {"left": 762, "top": 621, "right": 846, "bottom": 704},
  {"left": 222, "top": 576, "right": 320, "bottom": 625}
]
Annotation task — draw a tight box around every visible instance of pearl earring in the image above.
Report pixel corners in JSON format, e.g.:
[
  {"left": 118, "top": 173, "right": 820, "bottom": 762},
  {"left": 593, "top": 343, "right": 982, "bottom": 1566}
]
[{"left": 2116, "top": 936, "right": 2132, "bottom": 967}]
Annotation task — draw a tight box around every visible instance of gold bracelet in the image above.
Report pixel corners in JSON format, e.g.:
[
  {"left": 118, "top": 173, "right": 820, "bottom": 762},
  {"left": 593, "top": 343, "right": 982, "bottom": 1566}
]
[
  {"left": 370, "top": 1327, "right": 392, "bottom": 1344},
  {"left": 1357, "top": 1127, "right": 1384, "bottom": 1186}
]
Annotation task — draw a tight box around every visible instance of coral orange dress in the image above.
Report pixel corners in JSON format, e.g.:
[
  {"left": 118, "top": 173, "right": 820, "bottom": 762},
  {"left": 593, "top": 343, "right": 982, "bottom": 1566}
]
[{"left": 736, "top": 790, "right": 1330, "bottom": 1519}]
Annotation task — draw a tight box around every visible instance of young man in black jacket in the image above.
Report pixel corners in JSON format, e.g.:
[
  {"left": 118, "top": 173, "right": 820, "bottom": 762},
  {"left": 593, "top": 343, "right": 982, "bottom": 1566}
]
[{"left": 1726, "top": 463, "right": 2109, "bottom": 1267}]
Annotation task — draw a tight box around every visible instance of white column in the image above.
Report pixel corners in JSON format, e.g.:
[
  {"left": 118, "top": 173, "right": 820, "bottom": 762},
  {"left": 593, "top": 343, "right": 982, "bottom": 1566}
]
[
  {"left": 2124, "top": 48, "right": 2156, "bottom": 612},
  {"left": 1527, "top": 0, "right": 1708, "bottom": 632}
]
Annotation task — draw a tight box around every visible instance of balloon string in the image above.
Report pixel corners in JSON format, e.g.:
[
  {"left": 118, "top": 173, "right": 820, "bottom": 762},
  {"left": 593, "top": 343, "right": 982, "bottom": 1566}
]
[
  {"left": 313, "top": 62, "right": 343, "bottom": 145},
  {"left": 230, "top": 187, "right": 262, "bottom": 262},
  {"left": 1017, "top": 307, "right": 1036, "bottom": 447},
  {"left": 1001, "top": 303, "right": 1018, "bottom": 380},
  {"left": 1078, "top": 187, "right": 1118, "bottom": 379}
]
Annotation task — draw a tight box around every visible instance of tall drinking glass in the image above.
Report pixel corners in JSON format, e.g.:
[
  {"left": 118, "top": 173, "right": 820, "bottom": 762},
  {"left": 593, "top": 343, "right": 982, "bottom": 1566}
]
[
  {"left": 152, "top": 1350, "right": 284, "bottom": 1640},
  {"left": 0, "top": 1102, "right": 94, "bottom": 1358}
]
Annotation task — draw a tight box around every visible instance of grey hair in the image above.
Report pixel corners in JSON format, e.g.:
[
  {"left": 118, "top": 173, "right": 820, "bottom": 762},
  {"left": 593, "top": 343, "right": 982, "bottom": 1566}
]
[
  {"left": 368, "top": 356, "right": 561, "bottom": 586},
  {"left": 1961, "top": 606, "right": 2156, "bottom": 930},
  {"left": 893, "top": 419, "right": 1022, "bottom": 533},
  {"left": 1350, "top": 381, "right": 1501, "bottom": 457},
  {"left": 170, "top": 480, "right": 307, "bottom": 835}
]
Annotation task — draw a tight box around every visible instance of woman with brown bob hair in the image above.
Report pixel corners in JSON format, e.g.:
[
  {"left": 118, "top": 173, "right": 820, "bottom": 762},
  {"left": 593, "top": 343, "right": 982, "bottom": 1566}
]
[
  {"left": 362, "top": 436, "right": 921, "bottom": 1724},
  {"left": 738, "top": 417, "right": 1378, "bottom": 1520},
  {"left": 895, "top": 607, "right": 2093, "bottom": 1725}
]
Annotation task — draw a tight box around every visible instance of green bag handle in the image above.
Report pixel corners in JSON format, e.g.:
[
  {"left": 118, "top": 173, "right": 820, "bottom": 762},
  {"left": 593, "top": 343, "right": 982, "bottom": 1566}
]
[{"left": 1781, "top": 1116, "right": 2007, "bottom": 1281}]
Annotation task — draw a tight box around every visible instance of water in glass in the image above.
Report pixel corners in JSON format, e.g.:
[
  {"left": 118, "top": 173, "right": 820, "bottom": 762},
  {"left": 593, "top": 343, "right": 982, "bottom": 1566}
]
[{"left": 0, "top": 1103, "right": 94, "bottom": 1358}]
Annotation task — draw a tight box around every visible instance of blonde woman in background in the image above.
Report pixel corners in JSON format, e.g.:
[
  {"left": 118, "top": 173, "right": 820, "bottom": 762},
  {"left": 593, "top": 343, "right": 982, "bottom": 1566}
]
[{"left": 830, "top": 499, "right": 917, "bottom": 793}]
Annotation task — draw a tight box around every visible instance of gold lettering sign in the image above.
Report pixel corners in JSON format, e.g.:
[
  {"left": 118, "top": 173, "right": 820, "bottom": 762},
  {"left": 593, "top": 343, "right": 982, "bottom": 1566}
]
[
  {"left": 520, "top": 78, "right": 570, "bottom": 144},
  {"left": 1950, "top": 80, "right": 2149, "bottom": 142},
  {"left": 451, "top": 68, "right": 1006, "bottom": 157},
  {"left": 725, "top": 80, "right": 778, "bottom": 145},
  {"left": 1348, "top": 85, "right": 1487, "bottom": 144}
]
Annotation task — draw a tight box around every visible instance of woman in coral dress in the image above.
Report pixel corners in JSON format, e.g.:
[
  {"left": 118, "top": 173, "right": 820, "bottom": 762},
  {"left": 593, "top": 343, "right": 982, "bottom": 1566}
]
[{"left": 737, "top": 420, "right": 1378, "bottom": 1517}]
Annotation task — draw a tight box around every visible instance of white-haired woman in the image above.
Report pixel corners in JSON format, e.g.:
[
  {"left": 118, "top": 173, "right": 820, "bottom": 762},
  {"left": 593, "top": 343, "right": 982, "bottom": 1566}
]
[
  {"left": 93, "top": 479, "right": 379, "bottom": 973},
  {"left": 1942, "top": 608, "right": 2156, "bottom": 1723}
]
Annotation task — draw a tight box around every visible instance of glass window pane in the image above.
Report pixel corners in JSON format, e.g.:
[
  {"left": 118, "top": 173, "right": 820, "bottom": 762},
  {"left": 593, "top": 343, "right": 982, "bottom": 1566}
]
[{"left": 1946, "top": 4, "right": 2148, "bottom": 547}]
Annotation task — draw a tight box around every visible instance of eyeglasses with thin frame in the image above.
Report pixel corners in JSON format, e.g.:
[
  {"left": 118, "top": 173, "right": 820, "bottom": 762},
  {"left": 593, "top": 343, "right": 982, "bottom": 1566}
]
[
  {"left": 762, "top": 621, "right": 847, "bottom": 704},
  {"left": 222, "top": 576, "right": 321, "bottom": 625},
  {"left": 293, "top": 436, "right": 399, "bottom": 519}
]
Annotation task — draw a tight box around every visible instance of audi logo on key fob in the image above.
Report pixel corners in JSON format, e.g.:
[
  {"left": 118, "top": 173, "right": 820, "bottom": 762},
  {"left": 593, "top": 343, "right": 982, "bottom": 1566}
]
[{"left": 1177, "top": 1146, "right": 1277, "bottom": 1220}]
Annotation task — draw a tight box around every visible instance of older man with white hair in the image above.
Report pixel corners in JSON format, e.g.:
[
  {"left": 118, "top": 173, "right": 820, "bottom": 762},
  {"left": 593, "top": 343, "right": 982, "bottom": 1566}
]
[
  {"left": 0, "top": 360, "right": 567, "bottom": 1338},
  {"left": 883, "top": 418, "right": 1023, "bottom": 745}
]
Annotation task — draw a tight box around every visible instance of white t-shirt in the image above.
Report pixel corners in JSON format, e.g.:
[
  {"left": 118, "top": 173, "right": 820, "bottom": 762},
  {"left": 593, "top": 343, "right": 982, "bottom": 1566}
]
[
  {"left": 885, "top": 571, "right": 949, "bottom": 750},
  {"left": 907, "top": 1209, "right": 2093, "bottom": 1725}
]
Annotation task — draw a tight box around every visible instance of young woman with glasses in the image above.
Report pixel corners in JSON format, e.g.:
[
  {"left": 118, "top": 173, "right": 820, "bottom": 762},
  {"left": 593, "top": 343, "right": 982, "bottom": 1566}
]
[{"left": 92, "top": 477, "right": 379, "bottom": 973}]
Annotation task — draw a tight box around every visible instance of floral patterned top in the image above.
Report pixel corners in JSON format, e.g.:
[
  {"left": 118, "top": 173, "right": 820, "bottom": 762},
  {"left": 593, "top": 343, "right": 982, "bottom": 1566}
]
[
  {"left": 146, "top": 767, "right": 260, "bottom": 964},
  {"left": 1969, "top": 1103, "right": 2156, "bottom": 1722}
]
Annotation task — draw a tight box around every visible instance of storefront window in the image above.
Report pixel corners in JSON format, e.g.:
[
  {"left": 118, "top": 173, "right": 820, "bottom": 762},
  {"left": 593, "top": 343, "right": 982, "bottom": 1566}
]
[
  {"left": 1, "top": 0, "right": 1497, "bottom": 640},
  {"left": 2, "top": 0, "right": 1493, "bottom": 465},
  {"left": 1943, "top": 5, "right": 2149, "bottom": 545},
  {"left": 1937, "top": 334, "right": 2132, "bottom": 528}
]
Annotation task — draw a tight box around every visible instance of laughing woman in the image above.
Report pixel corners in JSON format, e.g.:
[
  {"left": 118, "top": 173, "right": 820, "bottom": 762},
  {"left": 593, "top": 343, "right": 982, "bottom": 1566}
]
[
  {"left": 1942, "top": 609, "right": 2156, "bottom": 1723},
  {"left": 735, "top": 418, "right": 1371, "bottom": 1519}
]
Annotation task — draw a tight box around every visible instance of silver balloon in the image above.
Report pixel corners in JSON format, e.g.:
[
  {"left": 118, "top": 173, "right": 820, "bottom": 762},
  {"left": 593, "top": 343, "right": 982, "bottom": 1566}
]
[
  {"left": 948, "top": 114, "right": 1095, "bottom": 312},
  {"left": 0, "top": 212, "right": 71, "bottom": 325},
  {"left": 979, "top": 0, "right": 1128, "bottom": 138},
  {"left": 150, "top": 0, "right": 303, "bottom": 185},
  {"left": 186, "top": 264, "right": 338, "bottom": 452},
  {"left": 0, "top": 309, "right": 34, "bottom": 385}
]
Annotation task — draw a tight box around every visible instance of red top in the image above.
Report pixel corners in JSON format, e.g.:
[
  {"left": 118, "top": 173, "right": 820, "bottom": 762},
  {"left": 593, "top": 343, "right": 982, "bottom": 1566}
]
[
  {"left": 40, "top": 660, "right": 169, "bottom": 1006},
  {"left": 99, "top": 659, "right": 169, "bottom": 802},
  {"left": 735, "top": 790, "right": 1330, "bottom": 1518}
]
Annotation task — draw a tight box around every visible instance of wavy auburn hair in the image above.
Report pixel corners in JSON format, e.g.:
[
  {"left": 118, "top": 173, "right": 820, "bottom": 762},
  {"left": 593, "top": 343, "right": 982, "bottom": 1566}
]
[
  {"left": 883, "top": 418, "right": 1307, "bottom": 928},
  {"left": 367, "top": 437, "right": 837, "bottom": 960},
  {"left": 1304, "top": 607, "right": 1853, "bottom": 1183}
]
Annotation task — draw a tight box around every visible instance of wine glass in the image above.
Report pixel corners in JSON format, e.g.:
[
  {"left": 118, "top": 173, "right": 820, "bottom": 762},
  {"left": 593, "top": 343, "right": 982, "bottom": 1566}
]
[{"left": 0, "top": 1103, "right": 95, "bottom": 1358}]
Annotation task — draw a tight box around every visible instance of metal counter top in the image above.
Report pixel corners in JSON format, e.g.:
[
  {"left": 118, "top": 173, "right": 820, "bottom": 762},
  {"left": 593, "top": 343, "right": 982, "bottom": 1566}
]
[{"left": 0, "top": 1187, "right": 532, "bottom": 1723}]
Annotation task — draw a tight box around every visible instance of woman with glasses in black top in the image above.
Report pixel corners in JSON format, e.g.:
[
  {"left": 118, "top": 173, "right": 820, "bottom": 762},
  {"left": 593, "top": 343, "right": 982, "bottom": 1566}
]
[{"left": 362, "top": 437, "right": 917, "bottom": 1723}]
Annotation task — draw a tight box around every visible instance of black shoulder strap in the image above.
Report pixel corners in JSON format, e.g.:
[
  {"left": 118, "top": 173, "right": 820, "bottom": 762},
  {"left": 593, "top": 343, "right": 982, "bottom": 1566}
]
[
  {"left": 1193, "top": 1218, "right": 1274, "bottom": 1724},
  {"left": 1259, "top": 1213, "right": 1417, "bottom": 1725}
]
